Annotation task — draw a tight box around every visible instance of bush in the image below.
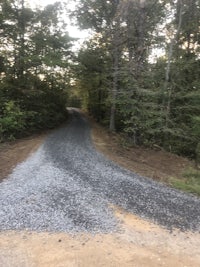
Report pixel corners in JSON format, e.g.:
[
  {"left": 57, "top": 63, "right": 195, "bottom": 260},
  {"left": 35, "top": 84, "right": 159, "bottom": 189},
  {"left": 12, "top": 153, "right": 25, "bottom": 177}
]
[
  {"left": 0, "top": 101, "right": 26, "bottom": 141},
  {"left": 0, "top": 80, "right": 68, "bottom": 142}
]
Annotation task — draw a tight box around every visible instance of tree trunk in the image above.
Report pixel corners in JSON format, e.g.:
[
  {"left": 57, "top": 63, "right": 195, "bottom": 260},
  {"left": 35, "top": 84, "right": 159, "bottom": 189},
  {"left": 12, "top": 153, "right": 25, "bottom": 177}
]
[
  {"left": 16, "top": 0, "right": 25, "bottom": 81},
  {"left": 163, "top": 0, "right": 183, "bottom": 127},
  {"left": 109, "top": 2, "right": 121, "bottom": 131},
  {"left": 109, "top": 42, "right": 119, "bottom": 131}
]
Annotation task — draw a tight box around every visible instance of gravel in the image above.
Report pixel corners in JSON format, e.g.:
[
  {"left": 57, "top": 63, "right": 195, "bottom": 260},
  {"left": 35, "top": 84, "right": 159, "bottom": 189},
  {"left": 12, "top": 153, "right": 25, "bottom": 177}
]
[{"left": 0, "top": 108, "right": 200, "bottom": 233}]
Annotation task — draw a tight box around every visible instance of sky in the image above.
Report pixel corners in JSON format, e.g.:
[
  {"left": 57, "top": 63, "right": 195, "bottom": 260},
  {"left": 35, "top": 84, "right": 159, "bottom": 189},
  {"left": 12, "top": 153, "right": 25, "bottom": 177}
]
[{"left": 29, "top": 0, "right": 90, "bottom": 40}]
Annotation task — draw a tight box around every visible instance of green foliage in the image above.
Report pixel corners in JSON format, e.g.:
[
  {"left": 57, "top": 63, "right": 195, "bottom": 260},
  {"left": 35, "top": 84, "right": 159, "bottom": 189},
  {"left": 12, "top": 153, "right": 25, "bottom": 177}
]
[
  {"left": 72, "top": 0, "right": 118, "bottom": 32},
  {"left": 0, "top": 101, "right": 26, "bottom": 141},
  {"left": 0, "top": 79, "right": 68, "bottom": 141},
  {"left": 0, "top": 1, "right": 71, "bottom": 142},
  {"left": 75, "top": 37, "right": 111, "bottom": 122},
  {"left": 160, "top": 58, "right": 200, "bottom": 157},
  {"left": 0, "top": 0, "right": 72, "bottom": 84},
  {"left": 27, "top": 0, "right": 200, "bottom": 162},
  {"left": 170, "top": 168, "right": 200, "bottom": 196},
  {"left": 195, "top": 142, "right": 200, "bottom": 167},
  {"left": 72, "top": 0, "right": 200, "bottom": 159},
  {"left": 21, "top": 86, "right": 68, "bottom": 130}
]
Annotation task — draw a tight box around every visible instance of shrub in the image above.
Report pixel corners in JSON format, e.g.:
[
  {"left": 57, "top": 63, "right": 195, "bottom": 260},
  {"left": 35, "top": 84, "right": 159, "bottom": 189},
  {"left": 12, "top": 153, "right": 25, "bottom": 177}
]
[{"left": 0, "top": 101, "right": 26, "bottom": 141}]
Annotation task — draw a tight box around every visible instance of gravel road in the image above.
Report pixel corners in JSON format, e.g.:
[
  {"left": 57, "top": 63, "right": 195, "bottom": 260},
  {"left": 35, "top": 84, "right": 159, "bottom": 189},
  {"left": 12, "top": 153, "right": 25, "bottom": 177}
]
[{"left": 0, "top": 108, "right": 200, "bottom": 233}]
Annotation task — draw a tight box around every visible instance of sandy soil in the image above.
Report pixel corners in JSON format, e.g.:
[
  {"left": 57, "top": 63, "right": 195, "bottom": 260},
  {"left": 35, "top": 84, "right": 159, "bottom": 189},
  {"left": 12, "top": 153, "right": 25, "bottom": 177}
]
[
  {"left": 0, "top": 118, "right": 199, "bottom": 267},
  {"left": 0, "top": 207, "right": 200, "bottom": 267},
  {"left": 0, "top": 133, "right": 47, "bottom": 182}
]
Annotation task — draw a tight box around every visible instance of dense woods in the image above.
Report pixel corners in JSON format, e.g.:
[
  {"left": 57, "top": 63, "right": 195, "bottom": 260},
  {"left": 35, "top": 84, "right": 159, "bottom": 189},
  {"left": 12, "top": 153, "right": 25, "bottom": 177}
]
[
  {"left": 0, "top": 0, "right": 200, "bottom": 162},
  {"left": 0, "top": 0, "right": 71, "bottom": 140},
  {"left": 72, "top": 0, "right": 200, "bottom": 161}
]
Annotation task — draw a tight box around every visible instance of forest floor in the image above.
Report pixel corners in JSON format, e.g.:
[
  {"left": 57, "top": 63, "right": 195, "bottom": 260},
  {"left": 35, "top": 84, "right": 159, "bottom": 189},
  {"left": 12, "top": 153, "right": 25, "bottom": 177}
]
[
  {"left": 0, "top": 113, "right": 199, "bottom": 267},
  {"left": 91, "top": 118, "right": 194, "bottom": 187}
]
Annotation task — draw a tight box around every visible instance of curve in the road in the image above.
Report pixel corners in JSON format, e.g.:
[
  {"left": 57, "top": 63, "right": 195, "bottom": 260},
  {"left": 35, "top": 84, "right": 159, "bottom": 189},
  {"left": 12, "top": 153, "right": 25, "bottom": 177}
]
[{"left": 0, "top": 109, "right": 200, "bottom": 233}]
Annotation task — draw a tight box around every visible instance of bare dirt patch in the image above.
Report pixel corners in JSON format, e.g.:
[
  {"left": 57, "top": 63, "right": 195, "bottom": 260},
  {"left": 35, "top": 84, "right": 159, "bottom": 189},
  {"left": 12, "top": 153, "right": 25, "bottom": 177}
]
[
  {"left": 91, "top": 119, "right": 194, "bottom": 184},
  {"left": 0, "top": 208, "right": 200, "bottom": 267},
  {"left": 0, "top": 133, "right": 48, "bottom": 182}
]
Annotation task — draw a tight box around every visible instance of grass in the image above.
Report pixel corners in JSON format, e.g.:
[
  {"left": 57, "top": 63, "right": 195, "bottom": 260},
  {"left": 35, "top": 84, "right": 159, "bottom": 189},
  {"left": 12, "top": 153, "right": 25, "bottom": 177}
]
[{"left": 170, "top": 168, "right": 200, "bottom": 196}]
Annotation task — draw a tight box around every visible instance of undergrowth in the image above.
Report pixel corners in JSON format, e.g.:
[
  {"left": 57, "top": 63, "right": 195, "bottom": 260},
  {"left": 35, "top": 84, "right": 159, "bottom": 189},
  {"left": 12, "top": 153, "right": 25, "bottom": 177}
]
[{"left": 170, "top": 168, "right": 200, "bottom": 196}]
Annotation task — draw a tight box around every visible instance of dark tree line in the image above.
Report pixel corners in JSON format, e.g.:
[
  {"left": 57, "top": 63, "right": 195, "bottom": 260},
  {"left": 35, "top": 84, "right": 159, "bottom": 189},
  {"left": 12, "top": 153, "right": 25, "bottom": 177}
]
[{"left": 0, "top": 0, "right": 72, "bottom": 140}]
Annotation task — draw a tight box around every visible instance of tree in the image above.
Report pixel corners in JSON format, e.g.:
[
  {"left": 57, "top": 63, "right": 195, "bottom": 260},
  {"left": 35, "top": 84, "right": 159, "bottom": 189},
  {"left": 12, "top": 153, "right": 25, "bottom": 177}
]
[
  {"left": 0, "top": 0, "right": 73, "bottom": 141},
  {"left": 73, "top": 0, "right": 122, "bottom": 130},
  {"left": 113, "top": 0, "right": 166, "bottom": 143},
  {"left": 162, "top": 0, "right": 183, "bottom": 128},
  {"left": 75, "top": 36, "right": 111, "bottom": 122}
]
